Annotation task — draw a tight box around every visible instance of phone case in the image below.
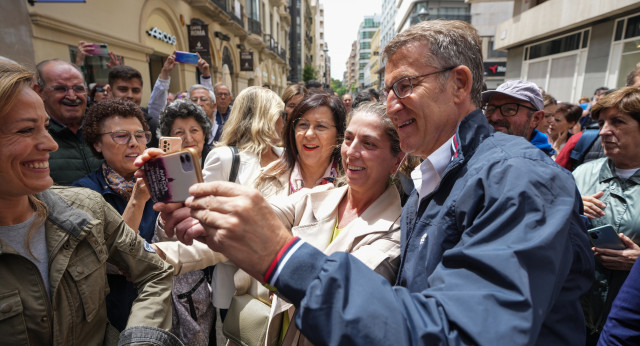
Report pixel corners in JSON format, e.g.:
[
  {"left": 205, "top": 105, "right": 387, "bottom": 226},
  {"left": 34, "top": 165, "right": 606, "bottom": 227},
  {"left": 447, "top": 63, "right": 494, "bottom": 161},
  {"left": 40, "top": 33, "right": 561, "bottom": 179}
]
[
  {"left": 175, "top": 51, "right": 199, "bottom": 65},
  {"left": 159, "top": 137, "right": 182, "bottom": 154},
  {"left": 588, "top": 225, "right": 626, "bottom": 250},
  {"left": 86, "top": 43, "right": 109, "bottom": 55},
  {"left": 144, "top": 148, "right": 203, "bottom": 203}
]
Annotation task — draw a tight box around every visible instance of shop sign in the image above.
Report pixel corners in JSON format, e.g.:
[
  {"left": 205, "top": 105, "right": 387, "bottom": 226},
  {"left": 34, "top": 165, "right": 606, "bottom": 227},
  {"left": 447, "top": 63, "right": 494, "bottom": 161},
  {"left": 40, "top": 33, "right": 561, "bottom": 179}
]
[
  {"left": 147, "top": 27, "right": 176, "bottom": 45},
  {"left": 484, "top": 62, "right": 507, "bottom": 77},
  {"left": 240, "top": 51, "right": 254, "bottom": 71},
  {"left": 188, "top": 24, "right": 211, "bottom": 63}
]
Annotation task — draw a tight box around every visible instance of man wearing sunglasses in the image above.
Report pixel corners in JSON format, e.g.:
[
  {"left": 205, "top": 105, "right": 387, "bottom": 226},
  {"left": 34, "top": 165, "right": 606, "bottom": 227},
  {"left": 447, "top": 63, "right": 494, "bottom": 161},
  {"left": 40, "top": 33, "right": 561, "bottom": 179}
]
[
  {"left": 35, "top": 59, "right": 103, "bottom": 185},
  {"left": 165, "top": 20, "right": 594, "bottom": 345}
]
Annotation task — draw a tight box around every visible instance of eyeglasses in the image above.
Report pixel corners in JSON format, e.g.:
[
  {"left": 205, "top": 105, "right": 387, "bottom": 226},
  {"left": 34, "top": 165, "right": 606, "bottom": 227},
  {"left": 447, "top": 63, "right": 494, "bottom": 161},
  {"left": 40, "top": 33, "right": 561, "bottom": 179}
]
[
  {"left": 216, "top": 92, "right": 230, "bottom": 98},
  {"left": 190, "top": 96, "right": 211, "bottom": 103},
  {"left": 49, "top": 85, "right": 87, "bottom": 95},
  {"left": 294, "top": 118, "right": 336, "bottom": 134},
  {"left": 482, "top": 103, "right": 537, "bottom": 117},
  {"left": 383, "top": 66, "right": 456, "bottom": 99},
  {"left": 95, "top": 87, "right": 107, "bottom": 94},
  {"left": 100, "top": 130, "right": 151, "bottom": 145}
]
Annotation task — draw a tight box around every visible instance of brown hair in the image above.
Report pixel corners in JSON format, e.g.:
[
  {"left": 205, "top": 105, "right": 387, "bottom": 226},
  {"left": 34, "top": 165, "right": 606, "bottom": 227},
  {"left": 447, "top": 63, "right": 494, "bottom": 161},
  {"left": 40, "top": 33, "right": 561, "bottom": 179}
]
[
  {"left": 256, "top": 93, "right": 346, "bottom": 192},
  {"left": 591, "top": 86, "right": 640, "bottom": 124},
  {"left": 0, "top": 59, "right": 48, "bottom": 258},
  {"left": 555, "top": 102, "right": 582, "bottom": 124}
]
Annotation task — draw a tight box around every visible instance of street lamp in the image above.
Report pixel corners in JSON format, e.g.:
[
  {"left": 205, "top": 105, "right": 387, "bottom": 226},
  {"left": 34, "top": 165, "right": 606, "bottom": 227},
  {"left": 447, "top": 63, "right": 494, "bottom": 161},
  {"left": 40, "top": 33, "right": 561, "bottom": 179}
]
[
  {"left": 323, "top": 44, "right": 330, "bottom": 89},
  {"left": 417, "top": 8, "right": 430, "bottom": 22}
]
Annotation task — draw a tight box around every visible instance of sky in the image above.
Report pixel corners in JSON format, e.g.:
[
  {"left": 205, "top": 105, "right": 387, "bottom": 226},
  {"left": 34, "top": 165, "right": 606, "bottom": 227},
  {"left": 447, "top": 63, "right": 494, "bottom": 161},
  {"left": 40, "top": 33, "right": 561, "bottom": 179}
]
[{"left": 322, "top": 0, "right": 382, "bottom": 81}]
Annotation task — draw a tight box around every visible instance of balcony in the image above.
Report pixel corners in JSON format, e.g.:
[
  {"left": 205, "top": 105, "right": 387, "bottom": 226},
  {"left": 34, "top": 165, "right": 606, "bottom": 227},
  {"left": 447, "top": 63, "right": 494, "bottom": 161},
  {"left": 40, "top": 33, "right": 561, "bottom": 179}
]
[
  {"left": 209, "top": 0, "right": 227, "bottom": 11},
  {"left": 248, "top": 17, "right": 261, "bottom": 36}
]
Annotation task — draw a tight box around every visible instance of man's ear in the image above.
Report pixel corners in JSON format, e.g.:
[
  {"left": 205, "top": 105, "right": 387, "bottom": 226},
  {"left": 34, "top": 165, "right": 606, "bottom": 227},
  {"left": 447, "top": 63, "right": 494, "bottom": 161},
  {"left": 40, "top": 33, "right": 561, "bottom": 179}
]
[
  {"left": 530, "top": 110, "right": 544, "bottom": 128},
  {"left": 449, "top": 66, "right": 473, "bottom": 104}
]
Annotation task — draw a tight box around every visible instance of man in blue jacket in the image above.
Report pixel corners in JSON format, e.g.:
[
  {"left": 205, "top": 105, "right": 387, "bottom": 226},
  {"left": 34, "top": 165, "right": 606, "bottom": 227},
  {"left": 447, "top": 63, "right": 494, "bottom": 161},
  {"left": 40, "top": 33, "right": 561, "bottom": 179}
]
[{"left": 169, "top": 20, "right": 594, "bottom": 345}]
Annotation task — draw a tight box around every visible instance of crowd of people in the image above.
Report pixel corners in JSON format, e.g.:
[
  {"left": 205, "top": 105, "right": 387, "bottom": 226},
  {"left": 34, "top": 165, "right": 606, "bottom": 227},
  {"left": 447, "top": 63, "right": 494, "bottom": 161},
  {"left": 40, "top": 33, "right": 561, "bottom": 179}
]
[{"left": 1, "top": 19, "right": 640, "bottom": 346}]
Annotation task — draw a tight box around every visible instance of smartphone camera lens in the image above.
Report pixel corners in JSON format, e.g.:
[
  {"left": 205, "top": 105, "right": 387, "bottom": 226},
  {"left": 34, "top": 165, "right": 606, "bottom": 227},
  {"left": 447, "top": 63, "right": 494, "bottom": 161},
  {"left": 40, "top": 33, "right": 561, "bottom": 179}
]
[
  {"left": 180, "top": 155, "right": 185, "bottom": 163},
  {"left": 590, "top": 232, "right": 598, "bottom": 240},
  {"left": 185, "top": 154, "right": 191, "bottom": 162}
]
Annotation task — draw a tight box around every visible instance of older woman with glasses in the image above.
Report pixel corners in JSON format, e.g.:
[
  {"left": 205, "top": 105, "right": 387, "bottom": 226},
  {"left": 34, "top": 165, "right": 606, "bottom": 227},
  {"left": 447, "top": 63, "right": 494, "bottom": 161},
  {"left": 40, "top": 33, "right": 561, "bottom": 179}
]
[{"left": 72, "top": 98, "right": 157, "bottom": 332}]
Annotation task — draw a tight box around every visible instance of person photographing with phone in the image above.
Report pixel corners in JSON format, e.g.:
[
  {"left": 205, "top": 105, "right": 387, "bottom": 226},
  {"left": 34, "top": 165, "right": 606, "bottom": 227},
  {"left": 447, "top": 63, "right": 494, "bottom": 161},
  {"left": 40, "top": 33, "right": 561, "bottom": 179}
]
[{"left": 573, "top": 86, "right": 640, "bottom": 345}]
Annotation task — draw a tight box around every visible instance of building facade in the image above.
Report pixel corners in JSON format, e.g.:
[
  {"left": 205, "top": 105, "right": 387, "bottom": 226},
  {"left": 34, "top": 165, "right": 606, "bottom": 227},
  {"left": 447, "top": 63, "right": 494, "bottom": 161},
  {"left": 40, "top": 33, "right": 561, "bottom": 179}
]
[
  {"left": 357, "top": 15, "right": 380, "bottom": 88},
  {"left": 288, "top": 0, "right": 324, "bottom": 83},
  {"left": 491, "top": 0, "right": 640, "bottom": 102},
  {"left": 470, "top": 1, "right": 513, "bottom": 89},
  {"left": 11, "top": 0, "right": 291, "bottom": 103}
]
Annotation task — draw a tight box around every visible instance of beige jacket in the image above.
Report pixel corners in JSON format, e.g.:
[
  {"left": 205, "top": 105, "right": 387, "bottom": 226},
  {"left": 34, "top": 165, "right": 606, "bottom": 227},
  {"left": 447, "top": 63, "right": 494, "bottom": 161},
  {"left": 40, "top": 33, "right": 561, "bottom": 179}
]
[
  {"left": 0, "top": 187, "right": 173, "bottom": 345},
  {"left": 263, "top": 184, "right": 402, "bottom": 345}
]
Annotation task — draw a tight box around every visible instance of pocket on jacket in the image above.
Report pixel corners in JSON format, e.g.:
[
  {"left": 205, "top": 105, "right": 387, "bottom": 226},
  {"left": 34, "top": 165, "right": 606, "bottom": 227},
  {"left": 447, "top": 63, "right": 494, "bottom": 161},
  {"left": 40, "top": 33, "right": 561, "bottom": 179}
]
[
  {"left": 67, "top": 230, "right": 108, "bottom": 322},
  {"left": 0, "top": 290, "right": 30, "bottom": 345}
]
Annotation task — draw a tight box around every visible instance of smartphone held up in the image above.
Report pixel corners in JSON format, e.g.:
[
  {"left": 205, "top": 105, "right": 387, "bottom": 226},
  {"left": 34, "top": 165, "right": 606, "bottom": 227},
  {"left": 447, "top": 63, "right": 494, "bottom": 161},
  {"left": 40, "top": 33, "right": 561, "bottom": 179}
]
[
  {"left": 174, "top": 51, "right": 199, "bottom": 65},
  {"left": 144, "top": 148, "right": 203, "bottom": 203},
  {"left": 85, "top": 43, "right": 109, "bottom": 56}
]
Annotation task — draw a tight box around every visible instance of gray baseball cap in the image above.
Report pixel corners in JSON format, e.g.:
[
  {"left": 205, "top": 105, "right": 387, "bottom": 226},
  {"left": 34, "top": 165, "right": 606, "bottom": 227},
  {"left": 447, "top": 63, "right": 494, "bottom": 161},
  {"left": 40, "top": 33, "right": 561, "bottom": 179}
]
[{"left": 481, "top": 80, "right": 544, "bottom": 111}]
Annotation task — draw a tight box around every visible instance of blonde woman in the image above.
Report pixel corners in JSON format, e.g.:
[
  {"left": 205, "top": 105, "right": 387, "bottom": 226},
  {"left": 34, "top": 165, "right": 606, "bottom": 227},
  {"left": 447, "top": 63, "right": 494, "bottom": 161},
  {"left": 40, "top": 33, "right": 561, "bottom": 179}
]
[{"left": 0, "top": 59, "right": 175, "bottom": 345}]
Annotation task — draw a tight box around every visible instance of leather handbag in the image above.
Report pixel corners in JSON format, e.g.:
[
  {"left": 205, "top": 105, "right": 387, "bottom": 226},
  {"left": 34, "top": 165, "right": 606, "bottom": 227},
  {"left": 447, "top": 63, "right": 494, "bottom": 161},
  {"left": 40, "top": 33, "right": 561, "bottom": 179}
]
[{"left": 222, "top": 294, "right": 271, "bottom": 346}]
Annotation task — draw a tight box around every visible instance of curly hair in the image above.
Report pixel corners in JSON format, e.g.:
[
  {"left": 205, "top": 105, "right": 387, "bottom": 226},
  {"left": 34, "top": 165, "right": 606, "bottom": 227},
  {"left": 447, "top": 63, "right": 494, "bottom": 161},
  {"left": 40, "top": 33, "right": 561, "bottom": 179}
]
[
  {"left": 82, "top": 98, "right": 149, "bottom": 159},
  {"left": 158, "top": 99, "right": 212, "bottom": 142}
]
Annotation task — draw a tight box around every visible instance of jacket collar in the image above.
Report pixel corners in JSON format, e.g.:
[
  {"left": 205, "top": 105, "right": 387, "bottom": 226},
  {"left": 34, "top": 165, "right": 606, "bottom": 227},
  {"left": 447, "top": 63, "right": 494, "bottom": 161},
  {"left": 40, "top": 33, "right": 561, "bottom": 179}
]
[
  {"left": 299, "top": 184, "right": 401, "bottom": 251},
  {"left": 36, "top": 189, "right": 92, "bottom": 238},
  {"left": 600, "top": 158, "right": 640, "bottom": 185}
]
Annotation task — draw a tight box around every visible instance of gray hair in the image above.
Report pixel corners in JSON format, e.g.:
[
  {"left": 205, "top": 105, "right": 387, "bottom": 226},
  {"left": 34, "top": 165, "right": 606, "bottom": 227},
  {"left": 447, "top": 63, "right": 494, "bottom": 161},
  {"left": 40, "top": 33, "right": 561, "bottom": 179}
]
[
  {"left": 188, "top": 84, "right": 216, "bottom": 104},
  {"left": 383, "top": 20, "right": 484, "bottom": 107},
  {"left": 158, "top": 99, "right": 213, "bottom": 143}
]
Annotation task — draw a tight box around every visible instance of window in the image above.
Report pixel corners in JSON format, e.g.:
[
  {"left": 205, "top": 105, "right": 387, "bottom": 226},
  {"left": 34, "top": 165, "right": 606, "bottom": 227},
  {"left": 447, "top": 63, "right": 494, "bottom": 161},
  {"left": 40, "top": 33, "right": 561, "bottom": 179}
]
[
  {"left": 248, "top": 0, "right": 259, "bottom": 20},
  {"left": 69, "top": 46, "right": 114, "bottom": 84},
  {"left": 522, "top": 29, "right": 590, "bottom": 102},
  {"left": 525, "top": 31, "right": 586, "bottom": 60},
  {"left": 609, "top": 15, "right": 640, "bottom": 87}
]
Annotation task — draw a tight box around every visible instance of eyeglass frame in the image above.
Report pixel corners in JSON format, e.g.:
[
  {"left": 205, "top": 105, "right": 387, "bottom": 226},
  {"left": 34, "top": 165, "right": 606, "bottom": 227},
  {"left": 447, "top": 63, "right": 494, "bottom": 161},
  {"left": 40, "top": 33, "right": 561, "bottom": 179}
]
[
  {"left": 383, "top": 66, "right": 457, "bottom": 99},
  {"left": 99, "top": 130, "right": 152, "bottom": 145},
  {"left": 48, "top": 84, "right": 88, "bottom": 95},
  {"left": 293, "top": 118, "right": 336, "bottom": 134},
  {"left": 482, "top": 103, "right": 538, "bottom": 118}
]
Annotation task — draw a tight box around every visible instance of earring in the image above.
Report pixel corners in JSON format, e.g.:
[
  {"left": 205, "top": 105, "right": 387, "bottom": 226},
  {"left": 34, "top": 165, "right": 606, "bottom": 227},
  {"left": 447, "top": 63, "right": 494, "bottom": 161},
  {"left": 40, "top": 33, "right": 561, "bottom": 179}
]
[{"left": 388, "top": 173, "right": 399, "bottom": 186}]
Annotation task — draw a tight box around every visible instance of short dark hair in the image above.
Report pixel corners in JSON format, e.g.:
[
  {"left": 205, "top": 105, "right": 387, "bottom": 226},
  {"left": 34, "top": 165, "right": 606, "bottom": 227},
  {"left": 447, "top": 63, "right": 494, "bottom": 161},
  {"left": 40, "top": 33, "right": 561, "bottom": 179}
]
[
  {"left": 82, "top": 98, "right": 149, "bottom": 159},
  {"left": 158, "top": 99, "right": 212, "bottom": 143},
  {"left": 108, "top": 65, "right": 143, "bottom": 86},
  {"left": 257, "top": 93, "right": 347, "bottom": 189},
  {"left": 594, "top": 87, "right": 609, "bottom": 96},
  {"left": 555, "top": 102, "right": 582, "bottom": 124}
]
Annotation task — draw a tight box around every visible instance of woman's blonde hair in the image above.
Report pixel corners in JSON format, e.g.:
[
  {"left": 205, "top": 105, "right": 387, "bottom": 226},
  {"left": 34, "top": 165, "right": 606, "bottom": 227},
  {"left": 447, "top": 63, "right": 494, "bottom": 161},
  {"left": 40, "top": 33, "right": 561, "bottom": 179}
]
[
  {"left": 0, "top": 59, "right": 48, "bottom": 258},
  {"left": 217, "top": 86, "right": 284, "bottom": 157}
]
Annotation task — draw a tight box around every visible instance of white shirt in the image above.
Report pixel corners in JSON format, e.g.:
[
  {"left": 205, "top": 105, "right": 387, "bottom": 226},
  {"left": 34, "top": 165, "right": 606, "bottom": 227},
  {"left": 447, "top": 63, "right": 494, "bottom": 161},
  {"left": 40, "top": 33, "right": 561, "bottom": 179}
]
[{"left": 411, "top": 135, "right": 456, "bottom": 207}]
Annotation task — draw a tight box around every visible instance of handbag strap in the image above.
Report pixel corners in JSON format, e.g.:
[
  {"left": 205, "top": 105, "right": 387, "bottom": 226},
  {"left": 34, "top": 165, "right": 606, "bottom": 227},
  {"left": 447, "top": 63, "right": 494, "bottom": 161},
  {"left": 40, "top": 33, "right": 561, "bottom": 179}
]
[{"left": 228, "top": 146, "right": 240, "bottom": 183}]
